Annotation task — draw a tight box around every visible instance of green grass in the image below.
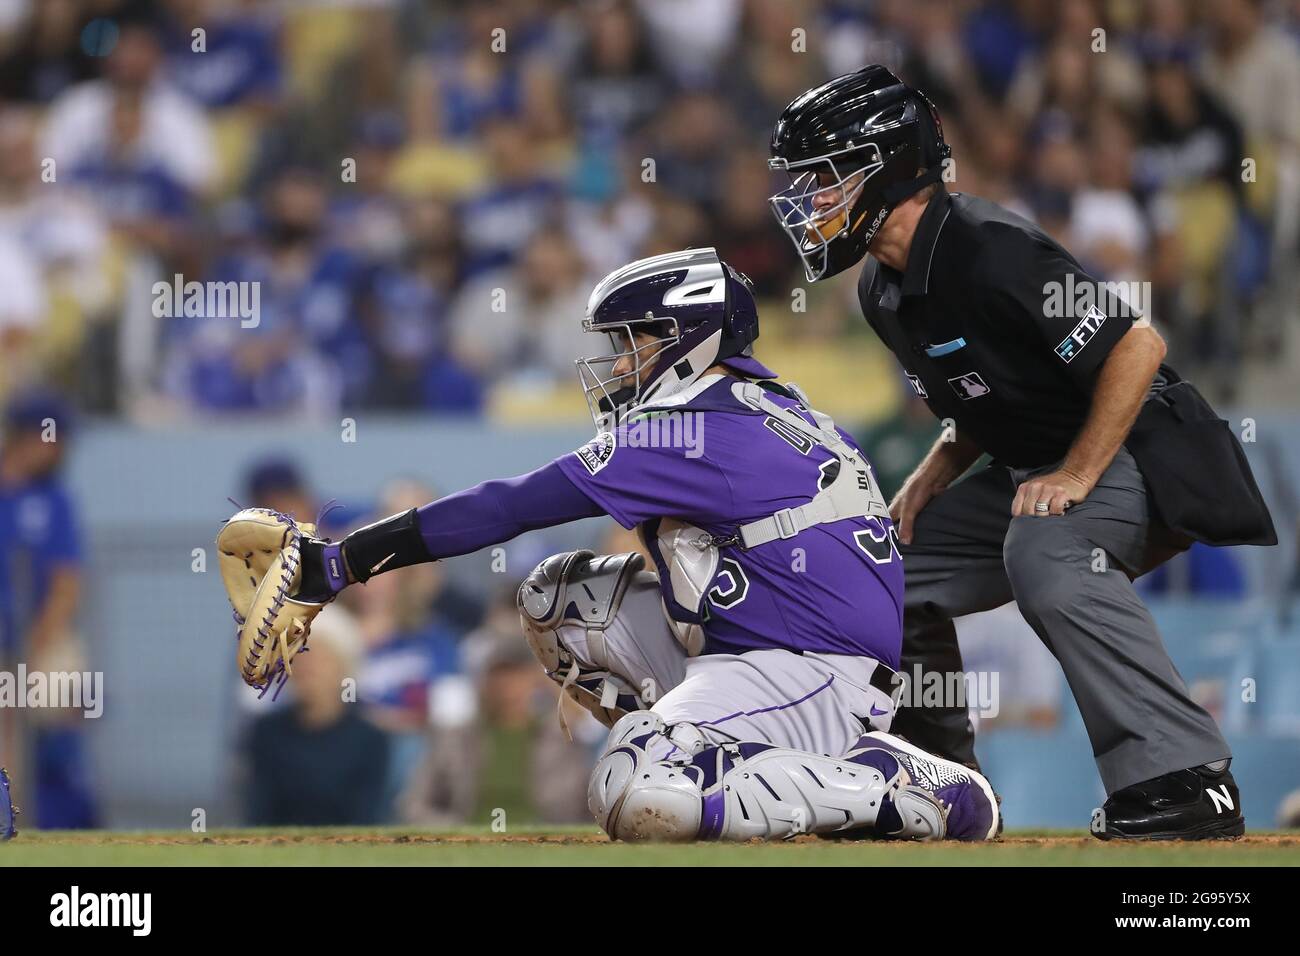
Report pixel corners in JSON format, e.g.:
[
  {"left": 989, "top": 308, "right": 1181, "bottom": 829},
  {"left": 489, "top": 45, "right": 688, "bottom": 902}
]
[{"left": 4, "top": 827, "right": 1299, "bottom": 866}]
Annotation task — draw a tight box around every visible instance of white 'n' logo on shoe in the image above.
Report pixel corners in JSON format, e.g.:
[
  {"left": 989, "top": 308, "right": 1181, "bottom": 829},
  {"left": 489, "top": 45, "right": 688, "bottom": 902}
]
[{"left": 1206, "top": 784, "right": 1235, "bottom": 814}]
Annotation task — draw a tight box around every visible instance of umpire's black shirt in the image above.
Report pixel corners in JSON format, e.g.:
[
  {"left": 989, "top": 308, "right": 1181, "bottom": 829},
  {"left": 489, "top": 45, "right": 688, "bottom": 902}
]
[{"left": 857, "top": 189, "right": 1145, "bottom": 469}]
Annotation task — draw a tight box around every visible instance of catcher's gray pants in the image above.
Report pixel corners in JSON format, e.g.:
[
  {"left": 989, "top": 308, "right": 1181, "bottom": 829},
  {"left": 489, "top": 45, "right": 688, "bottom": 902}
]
[
  {"left": 560, "top": 576, "right": 898, "bottom": 762},
  {"left": 895, "top": 448, "right": 1230, "bottom": 795}
]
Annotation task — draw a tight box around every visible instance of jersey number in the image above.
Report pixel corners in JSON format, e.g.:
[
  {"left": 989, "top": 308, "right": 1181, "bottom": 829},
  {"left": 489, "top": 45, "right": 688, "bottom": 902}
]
[
  {"left": 707, "top": 557, "right": 750, "bottom": 610},
  {"left": 763, "top": 416, "right": 814, "bottom": 455},
  {"left": 854, "top": 519, "right": 901, "bottom": 564}
]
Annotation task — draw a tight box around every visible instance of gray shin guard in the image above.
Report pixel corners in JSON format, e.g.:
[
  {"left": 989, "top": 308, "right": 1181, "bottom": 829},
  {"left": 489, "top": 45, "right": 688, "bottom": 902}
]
[
  {"left": 589, "top": 712, "right": 707, "bottom": 841},
  {"left": 517, "top": 550, "right": 653, "bottom": 728},
  {"left": 588, "top": 712, "right": 947, "bottom": 842},
  {"left": 692, "top": 748, "right": 946, "bottom": 842}
]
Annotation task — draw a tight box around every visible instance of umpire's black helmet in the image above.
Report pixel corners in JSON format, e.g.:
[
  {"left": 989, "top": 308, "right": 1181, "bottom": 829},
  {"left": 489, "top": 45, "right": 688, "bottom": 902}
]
[{"left": 768, "top": 66, "right": 949, "bottom": 281}]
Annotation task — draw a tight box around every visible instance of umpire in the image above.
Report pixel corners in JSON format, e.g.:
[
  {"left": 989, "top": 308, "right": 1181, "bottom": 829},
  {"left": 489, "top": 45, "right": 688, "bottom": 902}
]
[{"left": 768, "top": 66, "right": 1276, "bottom": 839}]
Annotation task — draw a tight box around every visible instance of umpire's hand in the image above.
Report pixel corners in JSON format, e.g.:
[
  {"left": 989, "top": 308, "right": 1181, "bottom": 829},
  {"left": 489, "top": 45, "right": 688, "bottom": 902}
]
[
  {"left": 890, "top": 480, "right": 942, "bottom": 545},
  {"left": 1011, "top": 468, "right": 1095, "bottom": 517}
]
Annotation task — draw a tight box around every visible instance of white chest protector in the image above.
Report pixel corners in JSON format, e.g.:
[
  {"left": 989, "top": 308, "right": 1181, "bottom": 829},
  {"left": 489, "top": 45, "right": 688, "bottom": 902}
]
[
  {"left": 650, "top": 380, "right": 890, "bottom": 655},
  {"left": 650, "top": 517, "right": 714, "bottom": 657}
]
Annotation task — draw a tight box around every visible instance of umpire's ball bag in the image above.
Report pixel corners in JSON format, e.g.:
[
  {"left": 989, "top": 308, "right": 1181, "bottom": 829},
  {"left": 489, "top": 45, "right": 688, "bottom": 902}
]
[{"left": 1124, "top": 376, "right": 1277, "bottom": 547}]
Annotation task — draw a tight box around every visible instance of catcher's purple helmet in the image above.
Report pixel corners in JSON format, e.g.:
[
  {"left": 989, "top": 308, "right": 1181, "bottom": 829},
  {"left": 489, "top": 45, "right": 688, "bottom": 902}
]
[{"left": 576, "top": 247, "right": 775, "bottom": 429}]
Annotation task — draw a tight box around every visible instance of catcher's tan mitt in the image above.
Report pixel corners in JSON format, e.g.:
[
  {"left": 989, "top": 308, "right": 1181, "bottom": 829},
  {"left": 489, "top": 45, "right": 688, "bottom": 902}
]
[{"left": 217, "top": 508, "right": 331, "bottom": 697}]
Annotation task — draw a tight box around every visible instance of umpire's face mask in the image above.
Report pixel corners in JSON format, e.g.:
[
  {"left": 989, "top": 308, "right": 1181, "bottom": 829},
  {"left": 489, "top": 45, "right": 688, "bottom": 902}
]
[{"left": 768, "top": 146, "right": 879, "bottom": 281}]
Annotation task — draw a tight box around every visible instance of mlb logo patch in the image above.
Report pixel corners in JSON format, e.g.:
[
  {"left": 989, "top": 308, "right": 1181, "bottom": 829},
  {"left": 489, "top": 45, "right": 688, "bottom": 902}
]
[
  {"left": 948, "top": 372, "right": 991, "bottom": 400},
  {"left": 574, "top": 431, "right": 617, "bottom": 475},
  {"left": 906, "top": 372, "right": 927, "bottom": 398},
  {"left": 1056, "top": 304, "right": 1107, "bottom": 363}
]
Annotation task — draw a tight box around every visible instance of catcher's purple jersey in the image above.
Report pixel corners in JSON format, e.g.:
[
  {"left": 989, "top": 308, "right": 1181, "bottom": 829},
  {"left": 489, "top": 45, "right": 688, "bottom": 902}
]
[{"left": 556, "top": 376, "right": 903, "bottom": 667}]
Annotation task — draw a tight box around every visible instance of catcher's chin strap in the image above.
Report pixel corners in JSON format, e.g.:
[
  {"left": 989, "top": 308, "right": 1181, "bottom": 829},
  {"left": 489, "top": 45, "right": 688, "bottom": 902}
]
[{"left": 727, "top": 381, "right": 889, "bottom": 549}]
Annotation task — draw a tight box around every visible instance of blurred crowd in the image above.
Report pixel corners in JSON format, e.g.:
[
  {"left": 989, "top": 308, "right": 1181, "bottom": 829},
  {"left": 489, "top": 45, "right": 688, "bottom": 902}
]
[{"left": 0, "top": 0, "right": 1297, "bottom": 425}]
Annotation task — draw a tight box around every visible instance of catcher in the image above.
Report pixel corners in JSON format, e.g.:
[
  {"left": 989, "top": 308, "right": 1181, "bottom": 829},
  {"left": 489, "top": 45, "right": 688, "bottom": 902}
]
[{"left": 218, "top": 248, "right": 999, "bottom": 842}]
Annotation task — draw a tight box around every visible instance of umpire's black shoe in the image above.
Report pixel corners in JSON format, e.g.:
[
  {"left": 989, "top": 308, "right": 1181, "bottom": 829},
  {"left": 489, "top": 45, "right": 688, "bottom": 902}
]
[{"left": 1091, "top": 762, "right": 1244, "bottom": 841}]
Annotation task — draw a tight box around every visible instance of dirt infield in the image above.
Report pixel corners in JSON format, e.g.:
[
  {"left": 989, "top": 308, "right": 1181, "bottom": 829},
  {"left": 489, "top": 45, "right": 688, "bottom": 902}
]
[{"left": 5, "top": 828, "right": 1299, "bottom": 866}]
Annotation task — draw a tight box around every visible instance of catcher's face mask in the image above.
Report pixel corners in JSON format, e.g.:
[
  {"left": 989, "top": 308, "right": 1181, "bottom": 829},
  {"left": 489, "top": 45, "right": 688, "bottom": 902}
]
[
  {"left": 576, "top": 319, "right": 679, "bottom": 431},
  {"left": 768, "top": 143, "right": 882, "bottom": 282}
]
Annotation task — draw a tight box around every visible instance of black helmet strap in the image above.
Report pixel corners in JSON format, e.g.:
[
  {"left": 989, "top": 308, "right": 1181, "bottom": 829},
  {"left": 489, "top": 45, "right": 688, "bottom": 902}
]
[{"left": 881, "top": 162, "right": 945, "bottom": 206}]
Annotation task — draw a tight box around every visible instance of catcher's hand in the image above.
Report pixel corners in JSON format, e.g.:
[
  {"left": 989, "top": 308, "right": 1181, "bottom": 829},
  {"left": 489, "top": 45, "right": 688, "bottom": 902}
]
[
  {"left": 1, "top": 767, "right": 17, "bottom": 840},
  {"left": 217, "top": 508, "right": 333, "bottom": 697}
]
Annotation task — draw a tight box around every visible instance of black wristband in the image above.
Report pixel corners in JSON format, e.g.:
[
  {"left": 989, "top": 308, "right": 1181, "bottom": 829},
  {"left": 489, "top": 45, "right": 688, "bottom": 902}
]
[{"left": 341, "top": 507, "right": 433, "bottom": 582}]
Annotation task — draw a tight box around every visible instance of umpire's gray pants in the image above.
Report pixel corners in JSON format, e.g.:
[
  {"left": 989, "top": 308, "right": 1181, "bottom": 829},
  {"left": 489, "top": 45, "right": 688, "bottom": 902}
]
[{"left": 894, "top": 448, "right": 1230, "bottom": 795}]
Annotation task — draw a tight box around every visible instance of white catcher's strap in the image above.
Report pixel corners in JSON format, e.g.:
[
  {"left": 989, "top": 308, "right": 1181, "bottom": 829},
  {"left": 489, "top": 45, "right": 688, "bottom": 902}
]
[{"left": 731, "top": 381, "right": 889, "bottom": 549}]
